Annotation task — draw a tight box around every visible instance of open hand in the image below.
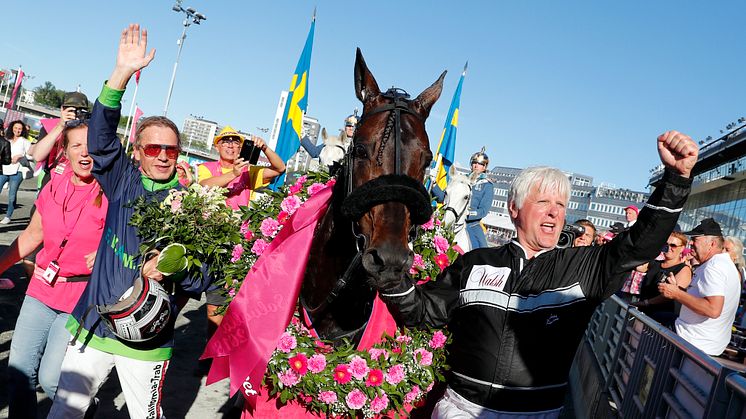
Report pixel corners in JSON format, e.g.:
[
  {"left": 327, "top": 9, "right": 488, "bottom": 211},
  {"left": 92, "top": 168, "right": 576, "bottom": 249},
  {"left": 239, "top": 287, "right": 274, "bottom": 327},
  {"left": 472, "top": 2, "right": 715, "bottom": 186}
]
[
  {"left": 142, "top": 250, "right": 164, "bottom": 282},
  {"left": 108, "top": 24, "right": 156, "bottom": 90},
  {"left": 657, "top": 130, "right": 698, "bottom": 178}
]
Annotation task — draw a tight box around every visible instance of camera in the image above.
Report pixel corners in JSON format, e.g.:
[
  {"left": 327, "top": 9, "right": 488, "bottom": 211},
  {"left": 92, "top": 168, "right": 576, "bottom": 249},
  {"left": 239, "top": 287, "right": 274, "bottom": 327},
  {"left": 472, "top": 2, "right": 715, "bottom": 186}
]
[
  {"left": 557, "top": 224, "right": 585, "bottom": 249},
  {"left": 239, "top": 137, "right": 261, "bottom": 165},
  {"left": 74, "top": 108, "right": 91, "bottom": 121}
]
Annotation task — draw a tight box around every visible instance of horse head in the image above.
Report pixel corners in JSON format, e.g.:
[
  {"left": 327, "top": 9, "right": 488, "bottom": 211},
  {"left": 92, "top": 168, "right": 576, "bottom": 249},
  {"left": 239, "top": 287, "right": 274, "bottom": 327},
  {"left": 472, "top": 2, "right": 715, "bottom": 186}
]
[
  {"left": 319, "top": 127, "right": 349, "bottom": 167},
  {"left": 341, "top": 48, "right": 446, "bottom": 288},
  {"left": 443, "top": 167, "right": 472, "bottom": 227}
]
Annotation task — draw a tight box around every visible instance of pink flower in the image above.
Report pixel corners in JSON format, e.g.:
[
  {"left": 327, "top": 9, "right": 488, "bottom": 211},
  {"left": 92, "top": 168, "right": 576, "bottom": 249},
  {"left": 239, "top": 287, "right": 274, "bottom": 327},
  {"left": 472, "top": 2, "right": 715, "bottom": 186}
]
[
  {"left": 434, "top": 253, "right": 450, "bottom": 270},
  {"left": 307, "top": 182, "right": 326, "bottom": 196},
  {"left": 452, "top": 244, "right": 464, "bottom": 255},
  {"left": 251, "top": 239, "right": 269, "bottom": 256},
  {"left": 404, "top": 386, "right": 422, "bottom": 404},
  {"left": 414, "top": 348, "right": 433, "bottom": 366},
  {"left": 409, "top": 253, "right": 426, "bottom": 274},
  {"left": 365, "top": 369, "right": 384, "bottom": 387},
  {"left": 170, "top": 198, "right": 182, "bottom": 213},
  {"left": 289, "top": 182, "right": 303, "bottom": 195},
  {"left": 345, "top": 389, "right": 367, "bottom": 410},
  {"left": 277, "top": 332, "right": 297, "bottom": 353},
  {"left": 325, "top": 178, "right": 337, "bottom": 188},
  {"left": 307, "top": 354, "right": 327, "bottom": 373},
  {"left": 288, "top": 353, "right": 308, "bottom": 375},
  {"left": 296, "top": 175, "right": 308, "bottom": 185},
  {"left": 435, "top": 218, "right": 442, "bottom": 226},
  {"left": 370, "top": 393, "right": 390, "bottom": 413},
  {"left": 433, "top": 235, "right": 449, "bottom": 254},
  {"left": 396, "top": 335, "right": 412, "bottom": 344},
  {"left": 230, "top": 244, "right": 244, "bottom": 263},
  {"left": 429, "top": 330, "right": 447, "bottom": 349},
  {"left": 333, "top": 364, "right": 352, "bottom": 384},
  {"left": 228, "top": 288, "right": 236, "bottom": 297},
  {"left": 281, "top": 195, "right": 302, "bottom": 215},
  {"left": 243, "top": 229, "right": 253, "bottom": 241},
  {"left": 240, "top": 220, "right": 250, "bottom": 235},
  {"left": 420, "top": 217, "right": 434, "bottom": 230},
  {"left": 426, "top": 382, "right": 434, "bottom": 392},
  {"left": 385, "top": 364, "right": 406, "bottom": 385},
  {"left": 318, "top": 390, "right": 337, "bottom": 404},
  {"left": 349, "top": 355, "right": 369, "bottom": 380},
  {"left": 278, "top": 370, "right": 300, "bottom": 387},
  {"left": 260, "top": 217, "right": 280, "bottom": 238},
  {"left": 277, "top": 210, "right": 290, "bottom": 224},
  {"left": 368, "top": 348, "right": 388, "bottom": 361}
]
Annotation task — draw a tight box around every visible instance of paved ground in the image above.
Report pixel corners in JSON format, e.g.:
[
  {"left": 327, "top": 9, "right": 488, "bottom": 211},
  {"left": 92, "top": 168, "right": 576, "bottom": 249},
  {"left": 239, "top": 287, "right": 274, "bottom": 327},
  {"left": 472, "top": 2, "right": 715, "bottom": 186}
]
[{"left": 0, "top": 180, "right": 238, "bottom": 418}]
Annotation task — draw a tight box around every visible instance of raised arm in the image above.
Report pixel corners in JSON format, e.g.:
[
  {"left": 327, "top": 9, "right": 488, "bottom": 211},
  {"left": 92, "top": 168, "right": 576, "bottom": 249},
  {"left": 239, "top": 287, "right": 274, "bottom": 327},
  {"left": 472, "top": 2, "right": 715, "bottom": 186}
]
[
  {"left": 252, "top": 136, "right": 286, "bottom": 183},
  {"left": 29, "top": 109, "right": 76, "bottom": 162}
]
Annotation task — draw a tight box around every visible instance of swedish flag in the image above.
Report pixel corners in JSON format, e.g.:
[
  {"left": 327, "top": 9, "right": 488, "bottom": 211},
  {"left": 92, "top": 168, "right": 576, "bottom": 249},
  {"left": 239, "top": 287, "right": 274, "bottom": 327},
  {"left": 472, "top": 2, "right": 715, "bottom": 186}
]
[
  {"left": 432, "top": 62, "right": 467, "bottom": 191},
  {"left": 271, "top": 12, "right": 315, "bottom": 190}
]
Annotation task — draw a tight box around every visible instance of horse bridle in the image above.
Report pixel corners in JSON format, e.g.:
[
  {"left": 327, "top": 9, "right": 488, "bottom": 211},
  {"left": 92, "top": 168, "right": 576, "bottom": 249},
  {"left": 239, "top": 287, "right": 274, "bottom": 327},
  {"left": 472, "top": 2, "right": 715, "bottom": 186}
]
[{"left": 444, "top": 183, "right": 472, "bottom": 228}]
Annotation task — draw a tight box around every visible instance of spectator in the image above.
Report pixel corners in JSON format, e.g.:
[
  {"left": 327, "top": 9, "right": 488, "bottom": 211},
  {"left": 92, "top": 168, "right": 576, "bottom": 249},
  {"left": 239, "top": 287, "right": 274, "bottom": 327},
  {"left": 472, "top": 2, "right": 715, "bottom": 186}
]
[
  {"left": 0, "top": 121, "right": 106, "bottom": 418},
  {"left": 724, "top": 236, "right": 746, "bottom": 283},
  {"left": 659, "top": 218, "right": 741, "bottom": 356},
  {"left": 432, "top": 148, "right": 495, "bottom": 249},
  {"left": 635, "top": 232, "right": 692, "bottom": 328},
  {"left": 197, "top": 126, "right": 284, "bottom": 210},
  {"left": 29, "top": 91, "right": 90, "bottom": 190},
  {"left": 376, "top": 130, "right": 696, "bottom": 417},
  {"left": 1, "top": 120, "right": 31, "bottom": 224},
  {"left": 300, "top": 114, "right": 357, "bottom": 163},
  {"left": 573, "top": 219, "right": 596, "bottom": 247},
  {"left": 48, "top": 24, "right": 213, "bottom": 418},
  {"left": 619, "top": 262, "right": 648, "bottom": 303},
  {"left": 624, "top": 205, "right": 639, "bottom": 227}
]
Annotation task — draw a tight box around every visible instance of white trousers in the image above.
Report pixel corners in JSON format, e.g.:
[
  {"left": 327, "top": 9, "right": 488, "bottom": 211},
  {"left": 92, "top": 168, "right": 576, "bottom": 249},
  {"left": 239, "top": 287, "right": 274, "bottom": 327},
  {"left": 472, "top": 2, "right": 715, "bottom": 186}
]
[
  {"left": 48, "top": 339, "right": 169, "bottom": 419},
  {"left": 433, "top": 387, "right": 562, "bottom": 419}
]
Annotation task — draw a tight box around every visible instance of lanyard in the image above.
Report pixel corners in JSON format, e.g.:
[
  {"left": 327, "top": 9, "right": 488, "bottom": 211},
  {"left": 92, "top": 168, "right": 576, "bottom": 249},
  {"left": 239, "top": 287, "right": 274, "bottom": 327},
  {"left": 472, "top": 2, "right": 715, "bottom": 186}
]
[{"left": 49, "top": 173, "right": 99, "bottom": 262}]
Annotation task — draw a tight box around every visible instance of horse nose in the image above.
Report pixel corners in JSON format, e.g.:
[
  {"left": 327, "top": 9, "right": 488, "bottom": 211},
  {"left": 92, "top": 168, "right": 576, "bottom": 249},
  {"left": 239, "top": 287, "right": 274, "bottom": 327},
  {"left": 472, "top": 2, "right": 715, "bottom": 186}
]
[{"left": 362, "top": 246, "right": 413, "bottom": 275}]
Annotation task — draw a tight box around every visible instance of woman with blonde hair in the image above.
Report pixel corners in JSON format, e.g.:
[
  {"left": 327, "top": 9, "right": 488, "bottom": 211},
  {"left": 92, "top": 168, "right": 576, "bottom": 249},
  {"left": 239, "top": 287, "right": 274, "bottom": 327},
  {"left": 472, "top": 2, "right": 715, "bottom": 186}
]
[{"left": 724, "top": 236, "right": 746, "bottom": 281}]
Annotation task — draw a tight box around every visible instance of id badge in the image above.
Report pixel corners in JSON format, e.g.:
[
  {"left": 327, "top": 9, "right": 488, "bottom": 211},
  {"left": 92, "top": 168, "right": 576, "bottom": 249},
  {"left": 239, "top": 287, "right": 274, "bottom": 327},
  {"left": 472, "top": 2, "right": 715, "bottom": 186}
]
[{"left": 42, "top": 261, "right": 60, "bottom": 285}]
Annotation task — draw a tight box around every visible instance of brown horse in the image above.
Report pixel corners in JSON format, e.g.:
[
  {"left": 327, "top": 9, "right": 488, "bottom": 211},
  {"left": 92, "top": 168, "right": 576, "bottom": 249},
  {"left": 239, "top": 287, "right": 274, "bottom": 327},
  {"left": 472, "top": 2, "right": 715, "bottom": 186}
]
[{"left": 300, "top": 49, "right": 445, "bottom": 345}]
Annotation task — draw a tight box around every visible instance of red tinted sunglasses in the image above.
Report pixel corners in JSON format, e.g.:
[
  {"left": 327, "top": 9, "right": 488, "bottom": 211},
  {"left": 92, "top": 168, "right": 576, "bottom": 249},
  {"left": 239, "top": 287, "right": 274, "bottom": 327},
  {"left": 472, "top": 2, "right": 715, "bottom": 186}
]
[{"left": 140, "top": 144, "right": 180, "bottom": 159}]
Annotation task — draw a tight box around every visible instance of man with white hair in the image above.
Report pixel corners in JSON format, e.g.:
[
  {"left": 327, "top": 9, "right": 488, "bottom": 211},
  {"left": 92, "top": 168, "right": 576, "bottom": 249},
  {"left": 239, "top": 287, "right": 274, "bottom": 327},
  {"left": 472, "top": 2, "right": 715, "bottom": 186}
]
[{"left": 376, "top": 131, "right": 698, "bottom": 417}]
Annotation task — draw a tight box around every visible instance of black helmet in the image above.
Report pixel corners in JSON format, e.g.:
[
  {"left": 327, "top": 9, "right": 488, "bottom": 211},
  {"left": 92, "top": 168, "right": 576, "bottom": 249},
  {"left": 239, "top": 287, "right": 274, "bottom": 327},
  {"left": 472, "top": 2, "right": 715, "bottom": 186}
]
[{"left": 97, "top": 252, "right": 172, "bottom": 342}]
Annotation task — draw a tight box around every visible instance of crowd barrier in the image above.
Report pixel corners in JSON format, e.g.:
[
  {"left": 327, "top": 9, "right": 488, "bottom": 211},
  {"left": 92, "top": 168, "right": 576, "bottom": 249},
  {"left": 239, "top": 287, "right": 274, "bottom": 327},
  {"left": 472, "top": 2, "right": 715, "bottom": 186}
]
[{"left": 570, "top": 295, "right": 746, "bottom": 418}]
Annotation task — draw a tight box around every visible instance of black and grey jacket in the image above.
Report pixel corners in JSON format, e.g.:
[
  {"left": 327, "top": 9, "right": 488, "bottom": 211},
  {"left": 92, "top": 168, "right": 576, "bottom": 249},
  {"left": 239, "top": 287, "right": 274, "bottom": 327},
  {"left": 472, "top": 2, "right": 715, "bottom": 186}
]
[{"left": 379, "top": 169, "right": 691, "bottom": 412}]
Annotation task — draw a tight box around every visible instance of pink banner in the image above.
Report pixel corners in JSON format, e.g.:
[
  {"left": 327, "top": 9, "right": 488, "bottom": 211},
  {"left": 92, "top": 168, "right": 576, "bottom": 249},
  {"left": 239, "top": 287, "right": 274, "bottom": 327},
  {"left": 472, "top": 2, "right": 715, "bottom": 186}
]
[
  {"left": 129, "top": 107, "right": 143, "bottom": 143},
  {"left": 5, "top": 68, "right": 23, "bottom": 110},
  {"left": 202, "top": 185, "right": 334, "bottom": 407}
]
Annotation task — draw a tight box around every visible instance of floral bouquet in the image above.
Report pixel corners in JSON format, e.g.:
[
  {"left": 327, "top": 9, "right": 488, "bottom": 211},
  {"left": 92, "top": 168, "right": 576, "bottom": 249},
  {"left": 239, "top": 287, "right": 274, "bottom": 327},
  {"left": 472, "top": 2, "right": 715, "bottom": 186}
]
[
  {"left": 128, "top": 183, "right": 244, "bottom": 282},
  {"left": 408, "top": 208, "right": 462, "bottom": 284},
  {"left": 265, "top": 316, "right": 450, "bottom": 418}
]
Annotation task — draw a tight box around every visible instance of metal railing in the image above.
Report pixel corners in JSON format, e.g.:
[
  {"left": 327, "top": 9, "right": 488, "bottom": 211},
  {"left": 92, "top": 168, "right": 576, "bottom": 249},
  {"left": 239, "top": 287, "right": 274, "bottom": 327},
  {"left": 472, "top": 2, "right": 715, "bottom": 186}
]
[{"left": 582, "top": 295, "right": 746, "bottom": 418}]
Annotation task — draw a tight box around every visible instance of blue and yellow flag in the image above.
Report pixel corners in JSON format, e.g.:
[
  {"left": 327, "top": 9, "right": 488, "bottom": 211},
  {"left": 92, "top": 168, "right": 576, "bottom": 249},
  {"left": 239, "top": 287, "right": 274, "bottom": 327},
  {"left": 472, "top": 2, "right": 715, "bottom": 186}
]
[
  {"left": 431, "top": 62, "right": 467, "bottom": 191},
  {"left": 271, "top": 12, "right": 315, "bottom": 190}
]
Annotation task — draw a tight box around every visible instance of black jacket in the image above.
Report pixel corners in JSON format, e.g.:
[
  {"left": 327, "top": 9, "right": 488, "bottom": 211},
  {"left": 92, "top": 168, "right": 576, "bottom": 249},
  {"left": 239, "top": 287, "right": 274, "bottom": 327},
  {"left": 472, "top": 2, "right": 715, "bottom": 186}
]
[
  {"left": 379, "top": 169, "right": 691, "bottom": 412},
  {"left": 0, "top": 138, "right": 10, "bottom": 166}
]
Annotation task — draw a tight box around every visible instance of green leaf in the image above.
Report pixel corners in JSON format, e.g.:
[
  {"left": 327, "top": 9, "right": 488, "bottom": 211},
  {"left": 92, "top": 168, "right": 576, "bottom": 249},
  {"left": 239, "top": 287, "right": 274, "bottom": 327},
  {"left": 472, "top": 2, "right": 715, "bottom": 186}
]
[{"left": 156, "top": 243, "right": 188, "bottom": 275}]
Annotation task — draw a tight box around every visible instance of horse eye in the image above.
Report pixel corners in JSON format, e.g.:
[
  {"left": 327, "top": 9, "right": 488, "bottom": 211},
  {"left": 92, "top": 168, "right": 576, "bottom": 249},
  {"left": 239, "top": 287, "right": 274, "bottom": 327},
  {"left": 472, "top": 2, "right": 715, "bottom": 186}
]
[{"left": 353, "top": 144, "right": 368, "bottom": 159}]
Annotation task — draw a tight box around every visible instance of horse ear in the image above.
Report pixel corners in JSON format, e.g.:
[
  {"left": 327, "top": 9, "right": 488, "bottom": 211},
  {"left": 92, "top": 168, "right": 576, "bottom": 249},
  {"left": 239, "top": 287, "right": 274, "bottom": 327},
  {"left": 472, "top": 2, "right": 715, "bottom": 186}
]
[
  {"left": 354, "top": 48, "right": 381, "bottom": 103},
  {"left": 449, "top": 165, "right": 457, "bottom": 178},
  {"left": 413, "top": 71, "right": 447, "bottom": 118},
  {"left": 321, "top": 127, "right": 328, "bottom": 141}
]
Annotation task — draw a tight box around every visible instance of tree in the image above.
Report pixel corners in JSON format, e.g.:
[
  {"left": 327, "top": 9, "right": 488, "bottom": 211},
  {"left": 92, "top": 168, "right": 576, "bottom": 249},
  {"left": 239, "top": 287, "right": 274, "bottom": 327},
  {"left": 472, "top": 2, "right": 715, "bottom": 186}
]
[{"left": 33, "top": 81, "right": 64, "bottom": 108}]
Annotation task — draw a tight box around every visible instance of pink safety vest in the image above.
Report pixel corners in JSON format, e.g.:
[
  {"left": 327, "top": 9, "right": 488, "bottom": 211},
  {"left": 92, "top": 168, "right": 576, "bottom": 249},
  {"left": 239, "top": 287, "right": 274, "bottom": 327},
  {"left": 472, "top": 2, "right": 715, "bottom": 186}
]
[{"left": 200, "top": 160, "right": 254, "bottom": 210}]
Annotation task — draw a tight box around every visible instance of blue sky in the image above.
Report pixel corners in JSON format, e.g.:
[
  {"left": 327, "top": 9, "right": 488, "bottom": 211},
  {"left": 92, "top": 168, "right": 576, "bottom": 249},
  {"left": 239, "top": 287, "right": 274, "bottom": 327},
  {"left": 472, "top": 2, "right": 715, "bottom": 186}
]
[{"left": 4, "top": 1, "right": 745, "bottom": 190}]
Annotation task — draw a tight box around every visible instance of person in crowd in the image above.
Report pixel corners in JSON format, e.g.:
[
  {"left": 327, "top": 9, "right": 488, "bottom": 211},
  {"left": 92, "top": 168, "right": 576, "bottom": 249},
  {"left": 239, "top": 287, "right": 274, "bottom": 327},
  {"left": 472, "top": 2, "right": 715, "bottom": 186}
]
[
  {"left": 375, "top": 130, "right": 697, "bottom": 418},
  {"left": 659, "top": 218, "right": 741, "bottom": 356},
  {"left": 619, "top": 262, "right": 648, "bottom": 303},
  {"left": 724, "top": 236, "right": 746, "bottom": 283},
  {"left": 634, "top": 231, "right": 692, "bottom": 328},
  {"left": 29, "top": 91, "right": 90, "bottom": 190},
  {"left": 624, "top": 205, "right": 639, "bottom": 228},
  {"left": 176, "top": 160, "right": 194, "bottom": 187},
  {"left": 572, "top": 219, "right": 596, "bottom": 247},
  {"left": 0, "top": 120, "right": 106, "bottom": 418},
  {"left": 48, "top": 24, "right": 213, "bottom": 418},
  {"left": 198, "top": 126, "right": 284, "bottom": 209},
  {"left": 1, "top": 120, "right": 32, "bottom": 224},
  {"left": 432, "top": 148, "right": 495, "bottom": 249},
  {"left": 300, "top": 114, "right": 357, "bottom": 159},
  {"left": 197, "top": 126, "right": 284, "bottom": 355}
]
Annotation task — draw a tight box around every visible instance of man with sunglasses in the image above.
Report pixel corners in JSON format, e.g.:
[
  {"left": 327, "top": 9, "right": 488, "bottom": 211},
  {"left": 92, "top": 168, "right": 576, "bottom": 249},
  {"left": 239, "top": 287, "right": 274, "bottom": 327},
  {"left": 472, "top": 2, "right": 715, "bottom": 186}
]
[
  {"left": 49, "top": 25, "right": 213, "bottom": 419},
  {"left": 431, "top": 147, "right": 495, "bottom": 249},
  {"left": 659, "top": 218, "right": 741, "bottom": 356}
]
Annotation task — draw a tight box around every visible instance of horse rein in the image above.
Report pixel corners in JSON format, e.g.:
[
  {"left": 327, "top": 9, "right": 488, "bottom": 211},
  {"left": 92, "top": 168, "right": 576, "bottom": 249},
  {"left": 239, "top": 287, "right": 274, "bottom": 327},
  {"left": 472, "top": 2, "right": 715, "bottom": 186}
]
[{"left": 444, "top": 183, "right": 472, "bottom": 229}]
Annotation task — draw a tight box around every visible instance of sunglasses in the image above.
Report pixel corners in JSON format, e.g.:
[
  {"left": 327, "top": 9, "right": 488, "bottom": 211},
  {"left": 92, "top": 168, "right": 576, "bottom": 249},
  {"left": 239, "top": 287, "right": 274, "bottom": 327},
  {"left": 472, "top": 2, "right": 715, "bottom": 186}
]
[
  {"left": 666, "top": 242, "right": 682, "bottom": 248},
  {"left": 219, "top": 138, "right": 242, "bottom": 146},
  {"left": 140, "top": 144, "right": 180, "bottom": 159},
  {"left": 65, "top": 118, "right": 89, "bottom": 129},
  {"left": 471, "top": 161, "right": 487, "bottom": 167}
]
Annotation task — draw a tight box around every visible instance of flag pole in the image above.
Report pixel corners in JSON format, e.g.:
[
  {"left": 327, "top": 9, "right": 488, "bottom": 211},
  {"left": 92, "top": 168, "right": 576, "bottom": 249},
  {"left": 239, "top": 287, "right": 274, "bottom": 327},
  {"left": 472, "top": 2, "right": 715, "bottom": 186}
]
[{"left": 123, "top": 77, "right": 141, "bottom": 153}]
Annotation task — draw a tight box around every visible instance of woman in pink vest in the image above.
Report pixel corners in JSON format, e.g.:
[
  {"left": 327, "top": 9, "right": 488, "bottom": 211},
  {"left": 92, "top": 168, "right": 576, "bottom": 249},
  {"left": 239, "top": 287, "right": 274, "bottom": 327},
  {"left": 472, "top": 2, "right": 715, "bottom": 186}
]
[{"left": 196, "top": 125, "right": 285, "bottom": 364}]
